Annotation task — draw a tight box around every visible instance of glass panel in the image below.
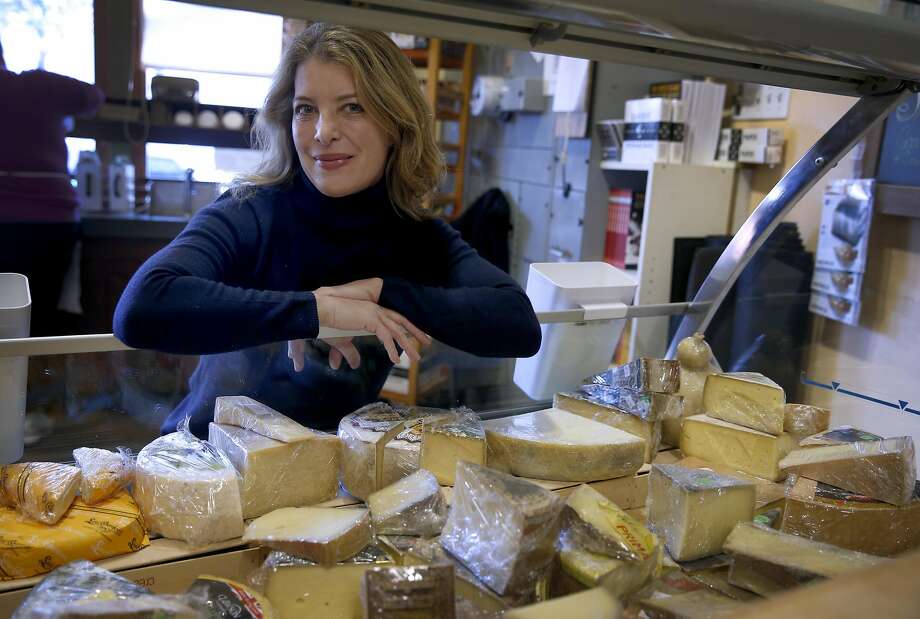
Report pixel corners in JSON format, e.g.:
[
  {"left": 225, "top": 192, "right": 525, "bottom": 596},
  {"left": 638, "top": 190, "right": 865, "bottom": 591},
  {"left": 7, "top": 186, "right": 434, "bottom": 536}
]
[{"left": 0, "top": 0, "right": 94, "bottom": 82}]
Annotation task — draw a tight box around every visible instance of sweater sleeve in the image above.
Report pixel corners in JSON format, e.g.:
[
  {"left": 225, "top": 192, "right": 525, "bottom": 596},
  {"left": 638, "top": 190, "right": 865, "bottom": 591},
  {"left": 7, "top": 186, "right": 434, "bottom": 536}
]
[
  {"left": 113, "top": 198, "right": 320, "bottom": 355},
  {"left": 27, "top": 71, "right": 105, "bottom": 118},
  {"left": 378, "top": 220, "right": 541, "bottom": 358}
]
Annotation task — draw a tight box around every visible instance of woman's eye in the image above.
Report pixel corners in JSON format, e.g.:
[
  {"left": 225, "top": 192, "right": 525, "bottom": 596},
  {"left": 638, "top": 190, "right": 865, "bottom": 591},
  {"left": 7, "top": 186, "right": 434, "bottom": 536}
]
[
  {"left": 345, "top": 102, "right": 364, "bottom": 113},
  {"left": 294, "top": 104, "right": 315, "bottom": 116}
]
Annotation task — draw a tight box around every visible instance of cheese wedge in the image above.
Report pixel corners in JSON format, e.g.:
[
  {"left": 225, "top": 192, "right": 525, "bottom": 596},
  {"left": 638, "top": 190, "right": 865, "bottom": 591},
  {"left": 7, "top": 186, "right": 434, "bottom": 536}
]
[
  {"left": 367, "top": 469, "right": 446, "bottom": 536},
  {"left": 484, "top": 408, "right": 645, "bottom": 482},
  {"left": 72, "top": 448, "right": 134, "bottom": 505},
  {"left": 441, "top": 461, "right": 563, "bottom": 595},
  {"left": 244, "top": 507, "right": 372, "bottom": 565},
  {"left": 638, "top": 589, "right": 743, "bottom": 619},
  {"left": 362, "top": 565, "right": 454, "bottom": 618},
  {"left": 780, "top": 437, "right": 916, "bottom": 506},
  {"left": 646, "top": 463, "right": 755, "bottom": 561},
  {"left": 0, "top": 462, "right": 81, "bottom": 525},
  {"left": 213, "top": 396, "right": 315, "bottom": 442},
  {"left": 505, "top": 588, "right": 622, "bottom": 619},
  {"left": 704, "top": 372, "right": 786, "bottom": 435},
  {"left": 208, "top": 422, "right": 340, "bottom": 518},
  {"left": 723, "top": 521, "right": 887, "bottom": 596},
  {"left": 419, "top": 411, "right": 486, "bottom": 485},
  {"left": 784, "top": 403, "right": 831, "bottom": 436},
  {"left": 554, "top": 392, "right": 663, "bottom": 463},
  {"left": 134, "top": 432, "right": 244, "bottom": 546},
  {"left": 680, "top": 414, "right": 797, "bottom": 481},
  {"left": 555, "top": 545, "right": 654, "bottom": 600}
]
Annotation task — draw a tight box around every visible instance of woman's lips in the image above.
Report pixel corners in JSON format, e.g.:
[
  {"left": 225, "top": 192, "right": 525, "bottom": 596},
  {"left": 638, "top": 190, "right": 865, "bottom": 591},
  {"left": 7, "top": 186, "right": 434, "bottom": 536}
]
[{"left": 314, "top": 155, "right": 353, "bottom": 171}]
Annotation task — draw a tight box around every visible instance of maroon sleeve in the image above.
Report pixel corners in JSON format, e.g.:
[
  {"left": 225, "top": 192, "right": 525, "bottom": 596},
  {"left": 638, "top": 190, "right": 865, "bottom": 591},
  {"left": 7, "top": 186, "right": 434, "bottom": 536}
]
[{"left": 24, "top": 70, "right": 105, "bottom": 118}]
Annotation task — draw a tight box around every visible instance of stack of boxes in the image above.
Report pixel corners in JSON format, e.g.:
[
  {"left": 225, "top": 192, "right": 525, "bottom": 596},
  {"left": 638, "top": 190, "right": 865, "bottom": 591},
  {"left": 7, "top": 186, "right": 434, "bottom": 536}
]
[{"left": 716, "top": 127, "right": 784, "bottom": 164}]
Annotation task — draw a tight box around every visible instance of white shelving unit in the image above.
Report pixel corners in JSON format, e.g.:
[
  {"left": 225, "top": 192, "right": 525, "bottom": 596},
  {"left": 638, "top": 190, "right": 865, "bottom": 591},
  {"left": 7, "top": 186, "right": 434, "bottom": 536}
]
[{"left": 601, "top": 161, "right": 736, "bottom": 358}]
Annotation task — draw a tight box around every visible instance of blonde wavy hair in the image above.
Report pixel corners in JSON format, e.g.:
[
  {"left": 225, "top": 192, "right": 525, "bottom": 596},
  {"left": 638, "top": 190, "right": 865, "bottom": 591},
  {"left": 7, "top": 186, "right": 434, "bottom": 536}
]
[{"left": 233, "top": 23, "right": 444, "bottom": 219}]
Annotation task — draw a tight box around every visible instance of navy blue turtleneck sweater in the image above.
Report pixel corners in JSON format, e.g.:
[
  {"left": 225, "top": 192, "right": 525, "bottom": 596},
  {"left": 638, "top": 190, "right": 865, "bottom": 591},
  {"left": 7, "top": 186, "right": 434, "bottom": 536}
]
[{"left": 114, "top": 170, "right": 542, "bottom": 437}]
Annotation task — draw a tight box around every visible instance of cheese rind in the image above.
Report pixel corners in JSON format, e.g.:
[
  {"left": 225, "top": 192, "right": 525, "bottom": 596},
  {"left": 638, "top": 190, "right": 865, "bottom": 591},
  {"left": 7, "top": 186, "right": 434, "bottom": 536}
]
[
  {"left": 72, "top": 447, "right": 134, "bottom": 505},
  {"left": 781, "top": 476, "right": 920, "bottom": 556},
  {"left": 723, "top": 522, "right": 887, "bottom": 596},
  {"left": 780, "top": 437, "right": 916, "bottom": 506},
  {"left": 680, "top": 414, "right": 797, "bottom": 481},
  {"left": 504, "top": 588, "right": 622, "bottom": 618},
  {"left": 638, "top": 589, "right": 743, "bottom": 619},
  {"left": 703, "top": 372, "right": 786, "bottom": 435},
  {"left": 419, "top": 410, "right": 486, "bottom": 485},
  {"left": 554, "top": 392, "right": 662, "bottom": 463},
  {"left": 646, "top": 463, "right": 755, "bottom": 561},
  {"left": 571, "top": 385, "right": 683, "bottom": 422},
  {"left": 213, "top": 395, "right": 315, "bottom": 442},
  {"left": 675, "top": 457, "right": 785, "bottom": 511},
  {"left": 367, "top": 469, "right": 446, "bottom": 536},
  {"left": 134, "top": 432, "right": 244, "bottom": 546},
  {"left": 362, "top": 565, "right": 454, "bottom": 619},
  {"left": 0, "top": 462, "right": 81, "bottom": 524},
  {"left": 208, "top": 422, "right": 340, "bottom": 518},
  {"left": 484, "top": 408, "right": 645, "bottom": 482},
  {"left": 784, "top": 403, "right": 831, "bottom": 435},
  {"left": 563, "top": 484, "right": 660, "bottom": 564},
  {"left": 244, "top": 507, "right": 372, "bottom": 565},
  {"left": 440, "top": 461, "right": 563, "bottom": 595},
  {"left": 595, "top": 358, "right": 681, "bottom": 393}
]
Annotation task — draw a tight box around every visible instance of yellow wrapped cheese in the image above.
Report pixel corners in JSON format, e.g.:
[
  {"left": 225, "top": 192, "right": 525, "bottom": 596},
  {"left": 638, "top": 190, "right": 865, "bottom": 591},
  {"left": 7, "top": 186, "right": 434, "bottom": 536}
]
[
  {"left": 1, "top": 462, "right": 82, "bottom": 524},
  {"left": 0, "top": 490, "right": 149, "bottom": 580}
]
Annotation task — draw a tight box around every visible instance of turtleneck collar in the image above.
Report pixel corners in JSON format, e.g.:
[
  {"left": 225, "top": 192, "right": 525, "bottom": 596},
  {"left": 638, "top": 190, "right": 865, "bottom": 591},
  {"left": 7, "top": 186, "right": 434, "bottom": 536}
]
[{"left": 295, "top": 165, "right": 395, "bottom": 214}]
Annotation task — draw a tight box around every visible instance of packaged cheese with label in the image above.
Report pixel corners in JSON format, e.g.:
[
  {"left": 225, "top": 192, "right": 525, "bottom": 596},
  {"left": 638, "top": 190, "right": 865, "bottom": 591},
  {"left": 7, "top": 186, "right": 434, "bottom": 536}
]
[
  {"left": 419, "top": 408, "right": 486, "bottom": 485},
  {"left": 646, "top": 464, "right": 755, "bottom": 562},
  {"left": 484, "top": 408, "right": 645, "bottom": 482},
  {"left": 703, "top": 372, "right": 786, "bottom": 435},
  {"left": 781, "top": 475, "right": 920, "bottom": 556},
  {"left": 592, "top": 357, "right": 681, "bottom": 394},
  {"left": 440, "top": 461, "right": 563, "bottom": 596},
  {"left": 361, "top": 565, "right": 454, "bottom": 619},
  {"left": 0, "top": 491, "right": 149, "bottom": 581},
  {"left": 553, "top": 391, "right": 665, "bottom": 463},
  {"left": 780, "top": 437, "right": 916, "bottom": 506},
  {"left": 186, "top": 574, "right": 276, "bottom": 618},
  {"left": 244, "top": 506, "right": 372, "bottom": 565},
  {"left": 784, "top": 403, "right": 831, "bottom": 436},
  {"left": 723, "top": 521, "right": 886, "bottom": 596},
  {"left": 251, "top": 547, "right": 394, "bottom": 619},
  {"left": 72, "top": 447, "right": 134, "bottom": 505},
  {"left": 214, "top": 395, "right": 316, "bottom": 443},
  {"left": 0, "top": 462, "right": 81, "bottom": 525},
  {"left": 666, "top": 333, "right": 721, "bottom": 447},
  {"left": 13, "top": 561, "right": 196, "bottom": 619},
  {"left": 133, "top": 428, "right": 244, "bottom": 547},
  {"left": 208, "top": 422, "right": 340, "bottom": 518},
  {"left": 367, "top": 469, "right": 446, "bottom": 536}
]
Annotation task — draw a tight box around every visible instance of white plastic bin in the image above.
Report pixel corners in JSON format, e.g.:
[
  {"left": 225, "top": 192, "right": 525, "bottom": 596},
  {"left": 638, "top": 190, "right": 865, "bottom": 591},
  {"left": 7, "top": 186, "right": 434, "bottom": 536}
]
[
  {"left": 513, "top": 262, "right": 636, "bottom": 400},
  {"left": 0, "top": 274, "right": 30, "bottom": 463}
]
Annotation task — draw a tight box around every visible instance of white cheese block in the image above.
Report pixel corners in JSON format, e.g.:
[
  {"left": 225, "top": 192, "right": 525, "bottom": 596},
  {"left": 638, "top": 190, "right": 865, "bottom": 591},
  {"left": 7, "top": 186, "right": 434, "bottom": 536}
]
[
  {"left": 554, "top": 392, "right": 663, "bottom": 463},
  {"left": 0, "top": 462, "right": 81, "bottom": 525},
  {"left": 419, "top": 412, "right": 486, "bottom": 485},
  {"left": 784, "top": 403, "right": 831, "bottom": 435},
  {"left": 779, "top": 437, "right": 916, "bottom": 506},
  {"left": 263, "top": 545, "right": 394, "bottom": 619},
  {"left": 505, "top": 588, "right": 622, "bottom": 618},
  {"left": 723, "top": 521, "right": 887, "bottom": 596},
  {"left": 244, "top": 506, "right": 372, "bottom": 565},
  {"left": 441, "top": 461, "right": 564, "bottom": 595},
  {"left": 484, "top": 408, "right": 645, "bottom": 482},
  {"left": 367, "top": 469, "right": 446, "bottom": 536},
  {"left": 208, "top": 422, "right": 340, "bottom": 519},
  {"left": 213, "top": 395, "right": 315, "bottom": 442},
  {"left": 133, "top": 432, "right": 244, "bottom": 546},
  {"left": 646, "top": 463, "right": 755, "bottom": 562},
  {"left": 703, "top": 372, "right": 786, "bottom": 435}
]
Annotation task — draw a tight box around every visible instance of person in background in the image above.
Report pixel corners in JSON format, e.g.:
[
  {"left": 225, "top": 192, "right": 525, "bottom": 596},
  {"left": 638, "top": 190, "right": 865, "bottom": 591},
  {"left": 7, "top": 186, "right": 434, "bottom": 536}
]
[
  {"left": 0, "top": 37, "right": 105, "bottom": 440},
  {"left": 114, "top": 23, "right": 542, "bottom": 438}
]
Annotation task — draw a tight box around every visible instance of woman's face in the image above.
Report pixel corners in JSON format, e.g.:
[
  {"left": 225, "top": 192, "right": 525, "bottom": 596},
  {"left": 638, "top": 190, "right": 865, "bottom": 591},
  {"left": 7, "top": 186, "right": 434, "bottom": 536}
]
[{"left": 292, "top": 58, "right": 392, "bottom": 197}]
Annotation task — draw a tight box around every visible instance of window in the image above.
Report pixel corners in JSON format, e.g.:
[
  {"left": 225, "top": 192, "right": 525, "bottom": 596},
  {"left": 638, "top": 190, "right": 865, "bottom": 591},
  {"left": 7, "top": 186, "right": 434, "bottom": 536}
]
[{"left": 146, "top": 142, "right": 261, "bottom": 185}]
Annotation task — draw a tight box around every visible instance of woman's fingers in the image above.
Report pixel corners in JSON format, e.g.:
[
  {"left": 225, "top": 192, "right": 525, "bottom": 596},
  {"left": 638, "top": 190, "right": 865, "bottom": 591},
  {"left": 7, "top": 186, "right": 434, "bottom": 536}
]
[
  {"left": 328, "top": 338, "right": 361, "bottom": 369},
  {"left": 328, "top": 346, "right": 343, "bottom": 370},
  {"left": 287, "top": 339, "right": 305, "bottom": 373},
  {"left": 379, "top": 312, "right": 421, "bottom": 363},
  {"left": 384, "top": 308, "right": 431, "bottom": 346}
]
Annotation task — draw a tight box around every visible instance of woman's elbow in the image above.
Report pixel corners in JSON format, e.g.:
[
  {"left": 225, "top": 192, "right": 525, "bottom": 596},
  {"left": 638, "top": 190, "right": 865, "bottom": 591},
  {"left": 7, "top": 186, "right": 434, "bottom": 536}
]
[{"left": 113, "top": 292, "right": 155, "bottom": 349}]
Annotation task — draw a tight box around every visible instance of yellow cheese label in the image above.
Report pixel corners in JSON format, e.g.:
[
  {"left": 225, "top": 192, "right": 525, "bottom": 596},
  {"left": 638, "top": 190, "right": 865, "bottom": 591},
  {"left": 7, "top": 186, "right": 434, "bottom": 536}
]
[
  {"left": 598, "top": 501, "right": 658, "bottom": 563},
  {"left": 0, "top": 491, "right": 149, "bottom": 580}
]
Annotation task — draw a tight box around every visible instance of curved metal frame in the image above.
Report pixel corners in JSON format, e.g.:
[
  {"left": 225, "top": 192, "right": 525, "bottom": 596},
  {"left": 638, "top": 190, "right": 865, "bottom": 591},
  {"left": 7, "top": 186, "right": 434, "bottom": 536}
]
[{"left": 666, "top": 88, "right": 911, "bottom": 359}]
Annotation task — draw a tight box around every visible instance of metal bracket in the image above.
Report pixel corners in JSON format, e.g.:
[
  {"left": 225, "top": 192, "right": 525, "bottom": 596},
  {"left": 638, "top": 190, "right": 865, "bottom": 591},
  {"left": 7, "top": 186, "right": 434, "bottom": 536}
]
[
  {"left": 530, "top": 21, "right": 567, "bottom": 47},
  {"left": 858, "top": 77, "right": 907, "bottom": 96}
]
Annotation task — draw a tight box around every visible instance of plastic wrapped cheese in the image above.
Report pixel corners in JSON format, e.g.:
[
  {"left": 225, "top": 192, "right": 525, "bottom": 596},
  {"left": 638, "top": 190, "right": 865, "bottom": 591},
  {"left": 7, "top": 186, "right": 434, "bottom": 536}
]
[
  {"left": 367, "top": 469, "right": 447, "bottom": 536},
  {"left": 185, "top": 575, "right": 276, "bottom": 618},
  {"left": 0, "top": 491, "right": 149, "bottom": 580},
  {"left": 798, "top": 426, "right": 883, "bottom": 447},
  {"left": 12, "top": 560, "right": 195, "bottom": 619},
  {"left": 133, "top": 430, "right": 244, "bottom": 547},
  {"left": 483, "top": 408, "right": 645, "bottom": 482},
  {"left": 244, "top": 506, "right": 372, "bottom": 565},
  {"left": 703, "top": 372, "right": 786, "bottom": 435},
  {"left": 419, "top": 408, "right": 486, "bottom": 485},
  {"left": 208, "top": 422, "right": 340, "bottom": 518},
  {"left": 0, "top": 462, "right": 82, "bottom": 524},
  {"left": 576, "top": 383, "right": 683, "bottom": 422},
  {"left": 72, "top": 447, "right": 134, "bottom": 505},
  {"left": 646, "top": 464, "right": 755, "bottom": 562},
  {"left": 440, "top": 461, "right": 563, "bottom": 596},
  {"left": 213, "top": 395, "right": 315, "bottom": 442},
  {"left": 361, "top": 565, "right": 454, "bottom": 619},
  {"left": 779, "top": 437, "right": 916, "bottom": 506},
  {"left": 784, "top": 404, "right": 831, "bottom": 436},
  {"left": 592, "top": 357, "right": 681, "bottom": 393}
]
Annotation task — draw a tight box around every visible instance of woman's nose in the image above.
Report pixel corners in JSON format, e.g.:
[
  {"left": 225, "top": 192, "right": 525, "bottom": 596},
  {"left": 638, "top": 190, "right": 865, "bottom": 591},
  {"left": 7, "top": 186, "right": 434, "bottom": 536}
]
[{"left": 314, "top": 114, "right": 340, "bottom": 144}]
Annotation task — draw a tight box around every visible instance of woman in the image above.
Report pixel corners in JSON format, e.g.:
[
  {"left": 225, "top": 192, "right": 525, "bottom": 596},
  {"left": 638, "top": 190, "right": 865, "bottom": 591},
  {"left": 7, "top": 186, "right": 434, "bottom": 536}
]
[{"left": 115, "top": 23, "right": 542, "bottom": 437}]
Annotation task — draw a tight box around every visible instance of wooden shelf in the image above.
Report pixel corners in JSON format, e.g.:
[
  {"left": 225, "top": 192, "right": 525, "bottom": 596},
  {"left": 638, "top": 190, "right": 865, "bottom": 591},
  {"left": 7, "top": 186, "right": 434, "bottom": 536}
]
[
  {"left": 71, "top": 118, "right": 251, "bottom": 149},
  {"left": 402, "top": 48, "right": 464, "bottom": 69}
]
